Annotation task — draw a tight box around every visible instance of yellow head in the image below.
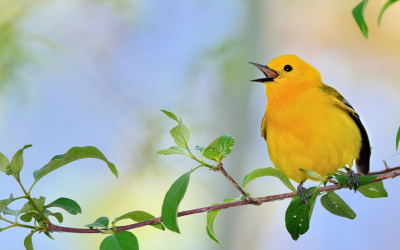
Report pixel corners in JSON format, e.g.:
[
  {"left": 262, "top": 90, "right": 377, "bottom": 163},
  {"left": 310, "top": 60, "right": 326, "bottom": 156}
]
[{"left": 250, "top": 55, "right": 323, "bottom": 98}]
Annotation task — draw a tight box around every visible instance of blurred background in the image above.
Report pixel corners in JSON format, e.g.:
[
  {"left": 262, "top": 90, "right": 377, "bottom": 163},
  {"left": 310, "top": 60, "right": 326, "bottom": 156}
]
[{"left": 0, "top": 0, "right": 400, "bottom": 249}]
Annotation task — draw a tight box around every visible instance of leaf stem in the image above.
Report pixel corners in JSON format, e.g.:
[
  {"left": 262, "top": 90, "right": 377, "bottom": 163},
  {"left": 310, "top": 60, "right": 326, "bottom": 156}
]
[
  {"left": 192, "top": 157, "right": 214, "bottom": 169},
  {"left": 0, "top": 216, "right": 38, "bottom": 231},
  {"left": 0, "top": 216, "right": 15, "bottom": 224},
  {"left": 13, "top": 196, "right": 26, "bottom": 201},
  {"left": 0, "top": 224, "right": 15, "bottom": 231},
  {"left": 16, "top": 223, "right": 38, "bottom": 230},
  {"left": 191, "top": 164, "right": 204, "bottom": 173},
  {"left": 27, "top": 180, "right": 39, "bottom": 195},
  {"left": 17, "top": 180, "right": 47, "bottom": 222}
]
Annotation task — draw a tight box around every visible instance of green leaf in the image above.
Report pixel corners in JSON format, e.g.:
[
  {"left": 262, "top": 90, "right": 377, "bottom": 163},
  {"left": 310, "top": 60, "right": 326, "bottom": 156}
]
[
  {"left": 100, "top": 231, "right": 139, "bottom": 250},
  {"left": 85, "top": 217, "right": 109, "bottom": 229},
  {"left": 170, "top": 124, "right": 190, "bottom": 150},
  {"left": 48, "top": 212, "right": 63, "bottom": 223},
  {"left": 31, "top": 196, "right": 45, "bottom": 212},
  {"left": 18, "top": 202, "right": 32, "bottom": 218},
  {"left": 320, "top": 192, "right": 356, "bottom": 219},
  {"left": 358, "top": 181, "right": 388, "bottom": 198},
  {"left": 0, "top": 194, "right": 14, "bottom": 213},
  {"left": 206, "top": 198, "right": 238, "bottom": 246},
  {"left": 44, "top": 197, "right": 82, "bottom": 215},
  {"left": 44, "top": 232, "right": 54, "bottom": 240},
  {"left": 24, "top": 231, "right": 35, "bottom": 250},
  {"left": 37, "top": 218, "right": 45, "bottom": 228},
  {"left": 334, "top": 174, "right": 377, "bottom": 188},
  {"left": 285, "top": 187, "right": 319, "bottom": 240},
  {"left": 3, "top": 207, "right": 20, "bottom": 216},
  {"left": 396, "top": 126, "right": 400, "bottom": 151},
  {"left": 20, "top": 212, "right": 39, "bottom": 223},
  {"left": 9, "top": 145, "right": 32, "bottom": 180},
  {"left": 203, "top": 135, "right": 235, "bottom": 162},
  {"left": 157, "top": 146, "right": 188, "bottom": 156},
  {"left": 194, "top": 145, "right": 205, "bottom": 152},
  {"left": 241, "top": 167, "right": 296, "bottom": 192},
  {"left": 378, "top": 0, "right": 399, "bottom": 25},
  {"left": 0, "top": 152, "right": 10, "bottom": 174},
  {"left": 160, "top": 110, "right": 179, "bottom": 123},
  {"left": 206, "top": 226, "right": 219, "bottom": 245},
  {"left": 161, "top": 171, "right": 191, "bottom": 233},
  {"left": 352, "top": 0, "right": 369, "bottom": 38},
  {"left": 114, "top": 211, "right": 164, "bottom": 231},
  {"left": 300, "top": 169, "right": 324, "bottom": 180},
  {"left": 33, "top": 146, "right": 118, "bottom": 183}
]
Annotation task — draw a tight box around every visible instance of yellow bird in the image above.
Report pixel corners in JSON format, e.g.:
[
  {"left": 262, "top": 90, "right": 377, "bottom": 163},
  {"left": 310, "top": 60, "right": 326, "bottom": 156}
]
[{"left": 250, "top": 55, "right": 370, "bottom": 205}]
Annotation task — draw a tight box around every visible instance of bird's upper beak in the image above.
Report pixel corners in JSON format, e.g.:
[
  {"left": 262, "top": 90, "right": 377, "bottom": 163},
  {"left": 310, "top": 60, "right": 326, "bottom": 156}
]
[{"left": 249, "top": 62, "right": 278, "bottom": 82}]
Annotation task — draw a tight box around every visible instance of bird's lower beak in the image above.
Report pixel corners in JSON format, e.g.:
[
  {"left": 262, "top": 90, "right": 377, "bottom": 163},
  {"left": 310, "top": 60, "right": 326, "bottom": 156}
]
[{"left": 249, "top": 62, "right": 278, "bottom": 82}]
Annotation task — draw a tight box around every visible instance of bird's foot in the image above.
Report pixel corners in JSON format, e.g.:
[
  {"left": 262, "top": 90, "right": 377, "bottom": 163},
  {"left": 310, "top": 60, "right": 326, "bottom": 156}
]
[
  {"left": 346, "top": 167, "right": 359, "bottom": 192},
  {"left": 297, "top": 182, "right": 311, "bottom": 209},
  {"left": 244, "top": 196, "right": 262, "bottom": 206}
]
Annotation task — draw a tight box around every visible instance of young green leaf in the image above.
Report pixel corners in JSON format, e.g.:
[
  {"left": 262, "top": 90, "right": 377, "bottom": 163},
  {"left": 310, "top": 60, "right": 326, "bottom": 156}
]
[
  {"left": 241, "top": 167, "right": 296, "bottom": 192},
  {"left": 170, "top": 124, "right": 191, "bottom": 150},
  {"left": 320, "top": 192, "right": 356, "bottom": 219},
  {"left": 36, "top": 217, "right": 45, "bottom": 228},
  {"left": 300, "top": 169, "right": 324, "bottom": 180},
  {"left": 9, "top": 145, "right": 32, "bottom": 180},
  {"left": 51, "top": 213, "right": 63, "bottom": 223},
  {"left": 285, "top": 187, "right": 319, "bottom": 240},
  {"left": 100, "top": 231, "right": 139, "bottom": 250},
  {"left": 157, "top": 146, "right": 189, "bottom": 157},
  {"left": 85, "top": 217, "right": 110, "bottom": 229},
  {"left": 24, "top": 230, "right": 36, "bottom": 250},
  {"left": 18, "top": 201, "right": 32, "bottom": 218},
  {"left": 160, "top": 109, "right": 179, "bottom": 123},
  {"left": 206, "top": 198, "right": 238, "bottom": 246},
  {"left": 20, "top": 212, "right": 40, "bottom": 223},
  {"left": 44, "top": 232, "right": 54, "bottom": 240},
  {"left": 3, "top": 207, "right": 20, "bottom": 216},
  {"left": 161, "top": 171, "right": 191, "bottom": 233},
  {"left": 31, "top": 196, "right": 46, "bottom": 212},
  {"left": 334, "top": 174, "right": 377, "bottom": 188},
  {"left": 206, "top": 226, "right": 219, "bottom": 245},
  {"left": 194, "top": 145, "right": 205, "bottom": 152},
  {"left": 0, "top": 152, "right": 10, "bottom": 174},
  {"left": 358, "top": 181, "right": 388, "bottom": 198},
  {"left": 396, "top": 125, "right": 400, "bottom": 151},
  {"left": 114, "top": 211, "right": 164, "bottom": 231},
  {"left": 352, "top": 0, "right": 369, "bottom": 38},
  {"left": 44, "top": 197, "right": 82, "bottom": 215},
  {"left": 202, "top": 135, "right": 235, "bottom": 162},
  {"left": 0, "top": 194, "right": 14, "bottom": 213},
  {"left": 378, "top": 0, "right": 399, "bottom": 25},
  {"left": 44, "top": 210, "right": 63, "bottom": 223},
  {"left": 33, "top": 146, "right": 118, "bottom": 183}
]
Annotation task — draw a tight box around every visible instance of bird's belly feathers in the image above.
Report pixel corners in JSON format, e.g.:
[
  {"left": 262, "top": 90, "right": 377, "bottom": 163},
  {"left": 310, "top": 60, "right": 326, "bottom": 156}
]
[{"left": 265, "top": 91, "right": 362, "bottom": 183}]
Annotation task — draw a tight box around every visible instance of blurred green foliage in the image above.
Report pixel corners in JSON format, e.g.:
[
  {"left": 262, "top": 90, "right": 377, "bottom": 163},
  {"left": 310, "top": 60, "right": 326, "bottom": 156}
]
[
  {"left": 353, "top": 0, "right": 399, "bottom": 38},
  {"left": 0, "top": 0, "right": 34, "bottom": 86}
]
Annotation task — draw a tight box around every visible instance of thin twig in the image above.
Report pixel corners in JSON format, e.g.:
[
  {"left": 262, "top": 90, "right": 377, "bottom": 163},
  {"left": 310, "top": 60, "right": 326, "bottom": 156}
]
[
  {"left": 46, "top": 165, "right": 400, "bottom": 234},
  {"left": 368, "top": 165, "right": 400, "bottom": 175},
  {"left": 383, "top": 160, "right": 390, "bottom": 171},
  {"left": 215, "top": 163, "right": 261, "bottom": 205},
  {"left": 215, "top": 163, "right": 248, "bottom": 198}
]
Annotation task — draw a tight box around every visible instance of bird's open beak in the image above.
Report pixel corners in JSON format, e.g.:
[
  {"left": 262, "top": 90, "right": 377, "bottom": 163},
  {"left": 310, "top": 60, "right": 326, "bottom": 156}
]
[{"left": 249, "top": 62, "right": 278, "bottom": 82}]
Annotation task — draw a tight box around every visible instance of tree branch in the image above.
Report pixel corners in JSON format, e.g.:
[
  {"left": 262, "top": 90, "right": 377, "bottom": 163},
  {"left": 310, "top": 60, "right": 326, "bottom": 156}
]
[
  {"left": 214, "top": 163, "right": 261, "bottom": 205},
  {"left": 47, "top": 165, "right": 400, "bottom": 234}
]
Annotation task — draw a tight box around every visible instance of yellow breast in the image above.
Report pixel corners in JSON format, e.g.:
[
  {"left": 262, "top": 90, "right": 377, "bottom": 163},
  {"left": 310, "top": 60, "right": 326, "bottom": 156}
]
[{"left": 264, "top": 87, "right": 362, "bottom": 183}]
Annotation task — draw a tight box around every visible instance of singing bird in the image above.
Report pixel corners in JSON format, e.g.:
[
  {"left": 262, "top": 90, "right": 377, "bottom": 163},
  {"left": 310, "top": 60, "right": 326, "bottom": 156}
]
[{"left": 250, "top": 55, "right": 371, "bottom": 205}]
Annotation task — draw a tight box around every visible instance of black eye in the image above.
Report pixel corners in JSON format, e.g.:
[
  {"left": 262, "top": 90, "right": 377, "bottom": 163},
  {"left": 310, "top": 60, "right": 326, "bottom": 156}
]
[{"left": 284, "top": 65, "right": 292, "bottom": 72}]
